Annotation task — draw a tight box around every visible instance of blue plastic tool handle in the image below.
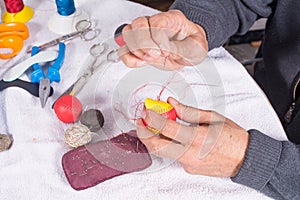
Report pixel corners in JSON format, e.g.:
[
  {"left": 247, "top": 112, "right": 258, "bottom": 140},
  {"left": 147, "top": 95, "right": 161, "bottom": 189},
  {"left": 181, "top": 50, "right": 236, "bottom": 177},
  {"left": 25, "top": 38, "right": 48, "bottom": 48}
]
[
  {"left": 46, "top": 42, "right": 66, "bottom": 83},
  {"left": 30, "top": 46, "right": 45, "bottom": 83}
]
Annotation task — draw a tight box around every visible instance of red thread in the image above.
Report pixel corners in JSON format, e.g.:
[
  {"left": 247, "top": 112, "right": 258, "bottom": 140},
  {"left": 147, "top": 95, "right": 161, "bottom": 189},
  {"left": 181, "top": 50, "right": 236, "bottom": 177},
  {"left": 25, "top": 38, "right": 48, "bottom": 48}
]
[{"left": 4, "top": 0, "right": 24, "bottom": 13}]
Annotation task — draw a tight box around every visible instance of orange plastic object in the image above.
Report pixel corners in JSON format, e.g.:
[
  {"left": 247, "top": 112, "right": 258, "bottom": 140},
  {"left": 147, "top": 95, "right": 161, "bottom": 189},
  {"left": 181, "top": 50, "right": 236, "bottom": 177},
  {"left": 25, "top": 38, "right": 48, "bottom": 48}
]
[
  {"left": 143, "top": 98, "right": 177, "bottom": 133},
  {"left": 0, "top": 22, "right": 29, "bottom": 59}
]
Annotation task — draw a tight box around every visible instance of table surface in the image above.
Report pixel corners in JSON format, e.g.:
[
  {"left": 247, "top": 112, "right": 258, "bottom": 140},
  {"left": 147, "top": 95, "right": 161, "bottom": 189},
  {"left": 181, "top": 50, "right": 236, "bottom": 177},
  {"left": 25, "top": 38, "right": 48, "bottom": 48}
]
[{"left": 0, "top": 0, "right": 286, "bottom": 199}]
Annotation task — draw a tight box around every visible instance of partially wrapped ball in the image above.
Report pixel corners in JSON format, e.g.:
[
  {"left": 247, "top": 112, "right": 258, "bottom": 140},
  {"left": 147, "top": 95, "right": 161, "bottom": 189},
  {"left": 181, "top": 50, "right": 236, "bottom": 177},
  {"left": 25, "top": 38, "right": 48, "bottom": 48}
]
[
  {"left": 64, "top": 124, "right": 92, "bottom": 149},
  {"left": 143, "top": 98, "right": 177, "bottom": 133}
]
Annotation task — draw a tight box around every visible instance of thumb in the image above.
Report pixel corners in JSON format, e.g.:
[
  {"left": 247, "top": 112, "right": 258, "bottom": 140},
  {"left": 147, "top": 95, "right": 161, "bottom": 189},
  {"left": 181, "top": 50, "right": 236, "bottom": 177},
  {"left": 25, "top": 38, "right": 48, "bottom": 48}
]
[{"left": 167, "top": 97, "right": 223, "bottom": 124}]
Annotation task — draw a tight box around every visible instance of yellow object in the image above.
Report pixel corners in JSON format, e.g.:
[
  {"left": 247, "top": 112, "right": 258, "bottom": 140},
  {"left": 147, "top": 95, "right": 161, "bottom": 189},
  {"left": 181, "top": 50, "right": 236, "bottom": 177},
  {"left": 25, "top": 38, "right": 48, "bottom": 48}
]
[
  {"left": 144, "top": 98, "right": 175, "bottom": 134},
  {"left": 0, "top": 22, "right": 29, "bottom": 59},
  {"left": 2, "top": 5, "right": 34, "bottom": 23},
  {"left": 144, "top": 98, "right": 173, "bottom": 114}
]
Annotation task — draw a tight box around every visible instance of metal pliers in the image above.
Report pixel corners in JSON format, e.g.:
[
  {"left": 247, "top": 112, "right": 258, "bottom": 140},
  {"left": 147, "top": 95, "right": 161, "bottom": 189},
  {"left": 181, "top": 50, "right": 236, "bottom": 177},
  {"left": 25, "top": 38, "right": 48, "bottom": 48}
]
[{"left": 30, "top": 42, "right": 65, "bottom": 108}]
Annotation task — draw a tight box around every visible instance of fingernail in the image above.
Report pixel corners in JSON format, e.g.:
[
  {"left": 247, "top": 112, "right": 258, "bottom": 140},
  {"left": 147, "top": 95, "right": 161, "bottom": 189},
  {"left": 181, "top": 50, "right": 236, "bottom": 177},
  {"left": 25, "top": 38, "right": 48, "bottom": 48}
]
[
  {"left": 169, "top": 97, "right": 178, "bottom": 105},
  {"left": 141, "top": 109, "right": 147, "bottom": 118},
  {"left": 148, "top": 49, "right": 161, "bottom": 58},
  {"left": 137, "top": 60, "right": 147, "bottom": 66},
  {"left": 135, "top": 119, "right": 142, "bottom": 126}
]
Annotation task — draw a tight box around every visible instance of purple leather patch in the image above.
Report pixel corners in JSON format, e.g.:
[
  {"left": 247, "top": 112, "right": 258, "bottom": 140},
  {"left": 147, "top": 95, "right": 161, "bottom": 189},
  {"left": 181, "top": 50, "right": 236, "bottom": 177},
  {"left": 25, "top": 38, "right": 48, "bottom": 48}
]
[{"left": 62, "top": 131, "right": 152, "bottom": 190}]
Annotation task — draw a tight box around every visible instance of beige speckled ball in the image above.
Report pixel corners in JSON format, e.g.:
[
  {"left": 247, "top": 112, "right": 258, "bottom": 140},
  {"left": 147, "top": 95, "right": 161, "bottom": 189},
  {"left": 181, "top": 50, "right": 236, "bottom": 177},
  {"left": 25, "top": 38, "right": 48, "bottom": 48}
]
[
  {"left": 64, "top": 124, "right": 92, "bottom": 149},
  {"left": 0, "top": 134, "right": 12, "bottom": 152}
]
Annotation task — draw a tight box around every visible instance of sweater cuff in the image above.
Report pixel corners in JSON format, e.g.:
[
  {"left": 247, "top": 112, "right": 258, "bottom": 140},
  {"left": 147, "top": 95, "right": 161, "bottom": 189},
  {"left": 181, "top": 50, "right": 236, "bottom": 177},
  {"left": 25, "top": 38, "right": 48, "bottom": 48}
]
[
  {"left": 231, "top": 129, "right": 282, "bottom": 190},
  {"left": 170, "top": 1, "right": 218, "bottom": 50}
]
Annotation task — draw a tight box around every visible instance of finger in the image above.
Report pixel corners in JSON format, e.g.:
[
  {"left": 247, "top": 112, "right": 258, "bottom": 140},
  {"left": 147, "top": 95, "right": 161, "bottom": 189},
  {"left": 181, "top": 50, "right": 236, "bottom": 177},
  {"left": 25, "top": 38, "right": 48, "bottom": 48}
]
[
  {"left": 118, "top": 46, "right": 147, "bottom": 68},
  {"left": 148, "top": 10, "right": 208, "bottom": 67},
  {"left": 167, "top": 97, "right": 225, "bottom": 124},
  {"left": 136, "top": 118, "right": 156, "bottom": 140},
  {"left": 169, "top": 37, "right": 207, "bottom": 66},
  {"left": 122, "top": 24, "right": 146, "bottom": 60},
  {"left": 143, "top": 54, "right": 172, "bottom": 70},
  {"left": 136, "top": 119, "right": 186, "bottom": 160},
  {"left": 143, "top": 109, "right": 197, "bottom": 145},
  {"left": 143, "top": 54, "right": 184, "bottom": 71},
  {"left": 148, "top": 12, "right": 182, "bottom": 60},
  {"left": 124, "top": 17, "right": 161, "bottom": 60}
]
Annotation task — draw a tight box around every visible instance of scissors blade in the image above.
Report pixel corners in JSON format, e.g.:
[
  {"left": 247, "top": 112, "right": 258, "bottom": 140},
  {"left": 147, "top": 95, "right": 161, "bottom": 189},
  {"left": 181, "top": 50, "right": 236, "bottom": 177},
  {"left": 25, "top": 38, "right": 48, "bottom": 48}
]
[
  {"left": 26, "top": 30, "right": 83, "bottom": 54},
  {"left": 39, "top": 78, "right": 51, "bottom": 108},
  {"left": 50, "top": 69, "right": 92, "bottom": 109}
]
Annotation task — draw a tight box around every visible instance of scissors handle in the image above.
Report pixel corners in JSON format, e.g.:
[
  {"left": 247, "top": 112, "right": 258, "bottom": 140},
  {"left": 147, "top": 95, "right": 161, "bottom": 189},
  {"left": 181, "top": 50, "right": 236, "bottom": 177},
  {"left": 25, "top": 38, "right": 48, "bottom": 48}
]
[
  {"left": 114, "top": 24, "right": 127, "bottom": 47},
  {"left": 0, "top": 22, "right": 29, "bottom": 59},
  {"left": 46, "top": 42, "right": 66, "bottom": 83},
  {"left": 0, "top": 22, "right": 29, "bottom": 39},
  {"left": 0, "top": 35, "right": 24, "bottom": 59},
  {"left": 30, "top": 46, "right": 45, "bottom": 83},
  {"left": 0, "top": 79, "right": 54, "bottom": 98}
]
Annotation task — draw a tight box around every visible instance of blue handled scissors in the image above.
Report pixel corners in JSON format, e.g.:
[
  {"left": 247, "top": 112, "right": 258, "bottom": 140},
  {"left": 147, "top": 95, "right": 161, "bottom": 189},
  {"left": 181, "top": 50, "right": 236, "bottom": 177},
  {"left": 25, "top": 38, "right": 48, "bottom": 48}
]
[{"left": 30, "top": 42, "right": 66, "bottom": 108}]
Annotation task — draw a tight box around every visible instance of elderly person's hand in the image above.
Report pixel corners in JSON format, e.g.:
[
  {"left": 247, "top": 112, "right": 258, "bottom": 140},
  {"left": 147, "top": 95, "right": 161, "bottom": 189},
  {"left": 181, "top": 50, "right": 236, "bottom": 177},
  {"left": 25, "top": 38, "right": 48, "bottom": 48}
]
[
  {"left": 119, "top": 10, "right": 208, "bottom": 70},
  {"left": 136, "top": 97, "right": 249, "bottom": 177}
]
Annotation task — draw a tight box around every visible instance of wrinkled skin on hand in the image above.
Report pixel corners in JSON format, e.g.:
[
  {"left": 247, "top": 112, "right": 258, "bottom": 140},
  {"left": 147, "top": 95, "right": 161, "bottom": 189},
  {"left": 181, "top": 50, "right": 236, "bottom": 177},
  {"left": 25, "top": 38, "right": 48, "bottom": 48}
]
[
  {"left": 136, "top": 97, "right": 249, "bottom": 177},
  {"left": 118, "top": 10, "right": 208, "bottom": 70}
]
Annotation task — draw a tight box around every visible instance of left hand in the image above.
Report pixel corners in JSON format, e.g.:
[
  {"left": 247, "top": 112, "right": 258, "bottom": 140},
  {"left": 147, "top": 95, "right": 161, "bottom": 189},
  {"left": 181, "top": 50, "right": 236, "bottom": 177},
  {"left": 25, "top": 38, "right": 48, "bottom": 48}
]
[
  {"left": 136, "top": 97, "right": 249, "bottom": 177},
  {"left": 118, "top": 10, "right": 208, "bottom": 70}
]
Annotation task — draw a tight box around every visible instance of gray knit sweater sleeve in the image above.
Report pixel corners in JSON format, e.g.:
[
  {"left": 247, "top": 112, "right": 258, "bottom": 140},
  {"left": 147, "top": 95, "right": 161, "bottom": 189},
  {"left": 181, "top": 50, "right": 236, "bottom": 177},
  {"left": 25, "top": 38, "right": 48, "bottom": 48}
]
[
  {"left": 170, "top": 0, "right": 273, "bottom": 50},
  {"left": 232, "top": 130, "right": 300, "bottom": 199}
]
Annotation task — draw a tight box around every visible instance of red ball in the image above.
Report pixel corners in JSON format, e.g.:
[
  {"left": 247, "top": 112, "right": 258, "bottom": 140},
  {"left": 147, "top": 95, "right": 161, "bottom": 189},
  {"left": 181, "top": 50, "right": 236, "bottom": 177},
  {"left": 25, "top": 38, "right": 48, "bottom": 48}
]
[{"left": 53, "top": 95, "right": 83, "bottom": 123}]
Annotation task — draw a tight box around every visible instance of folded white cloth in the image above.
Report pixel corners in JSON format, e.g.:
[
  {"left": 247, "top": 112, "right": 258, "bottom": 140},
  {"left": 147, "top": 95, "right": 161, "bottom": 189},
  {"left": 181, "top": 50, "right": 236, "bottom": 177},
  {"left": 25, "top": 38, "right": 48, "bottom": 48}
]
[{"left": 0, "top": 0, "right": 286, "bottom": 199}]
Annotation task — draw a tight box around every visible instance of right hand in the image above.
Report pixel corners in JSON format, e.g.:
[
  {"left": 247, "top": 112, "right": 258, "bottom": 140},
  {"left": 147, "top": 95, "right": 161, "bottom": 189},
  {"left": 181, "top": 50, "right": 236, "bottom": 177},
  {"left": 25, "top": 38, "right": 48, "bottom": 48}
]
[
  {"left": 118, "top": 10, "right": 209, "bottom": 70},
  {"left": 136, "top": 97, "right": 249, "bottom": 177}
]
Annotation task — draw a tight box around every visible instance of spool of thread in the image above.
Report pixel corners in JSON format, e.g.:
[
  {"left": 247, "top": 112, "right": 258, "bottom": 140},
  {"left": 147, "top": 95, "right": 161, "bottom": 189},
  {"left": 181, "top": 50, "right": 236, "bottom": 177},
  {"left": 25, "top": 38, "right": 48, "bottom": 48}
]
[
  {"left": 2, "top": 0, "right": 34, "bottom": 23},
  {"left": 48, "top": 0, "right": 89, "bottom": 34},
  {"left": 55, "top": 0, "right": 75, "bottom": 16}
]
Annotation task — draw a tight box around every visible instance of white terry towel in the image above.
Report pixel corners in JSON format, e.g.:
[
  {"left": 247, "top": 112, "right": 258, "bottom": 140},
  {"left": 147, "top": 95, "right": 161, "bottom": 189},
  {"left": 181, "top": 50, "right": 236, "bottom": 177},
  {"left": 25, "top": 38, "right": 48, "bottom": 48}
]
[{"left": 0, "top": 0, "right": 287, "bottom": 199}]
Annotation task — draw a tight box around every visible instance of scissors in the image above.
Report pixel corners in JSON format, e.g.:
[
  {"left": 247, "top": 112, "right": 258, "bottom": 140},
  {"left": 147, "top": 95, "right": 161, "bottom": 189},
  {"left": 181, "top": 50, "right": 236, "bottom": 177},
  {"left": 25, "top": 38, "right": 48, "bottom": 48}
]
[
  {"left": 0, "top": 22, "right": 29, "bottom": 59},
  {"left": 31, "top": 42, "right": 66, "bottom": 108},
  {"left": 27, "top": 20, "right": 99, "bottom": 54},
  {"left": 52, "top": 42, "right": 120, "bottom": 108}
]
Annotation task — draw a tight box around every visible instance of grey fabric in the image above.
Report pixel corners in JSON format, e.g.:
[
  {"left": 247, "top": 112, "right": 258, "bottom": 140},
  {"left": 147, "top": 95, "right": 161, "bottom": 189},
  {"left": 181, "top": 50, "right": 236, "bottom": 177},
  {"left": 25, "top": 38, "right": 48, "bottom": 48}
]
[
  {"left": 232, "top": 130, "right": 300, "bottom": 199},
  {"left": 170, "top": 0, "right": 273, "bottom": 50}
]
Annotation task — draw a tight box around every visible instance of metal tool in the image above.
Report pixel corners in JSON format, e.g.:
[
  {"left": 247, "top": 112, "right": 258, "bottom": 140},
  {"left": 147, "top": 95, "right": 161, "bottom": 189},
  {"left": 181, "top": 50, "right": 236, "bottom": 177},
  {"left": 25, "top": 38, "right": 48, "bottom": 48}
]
[
  {"left": 0, "top": 79, "right": 54, "bottom": 97},
  {"left": 26, "top": 19, "right": 99, "bottom": 54},
  {"left": 30, "top": 42, "right": 66, "bottom": 108},
  {"left": 2, "top": 50, "right": 59, "bottom": 82},
  {"left": 69, "top": 42, "right": 107, "bottom": 96},
  {"left": 52, "top": 42, "right": 120, "bottom": 108},
  {"left": 0, "top": 22, "right": 29, "bottom": 59}
]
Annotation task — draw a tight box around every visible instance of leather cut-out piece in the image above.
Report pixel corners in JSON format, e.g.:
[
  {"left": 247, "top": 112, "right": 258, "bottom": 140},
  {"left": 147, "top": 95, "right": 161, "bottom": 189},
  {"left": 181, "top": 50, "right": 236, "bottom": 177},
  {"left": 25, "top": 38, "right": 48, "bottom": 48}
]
[{"left": 62, "top": 131, "right": 152, "bottom": 190}]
